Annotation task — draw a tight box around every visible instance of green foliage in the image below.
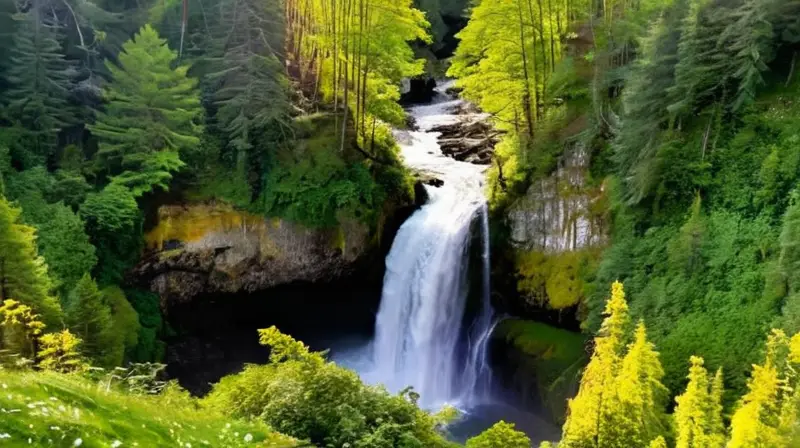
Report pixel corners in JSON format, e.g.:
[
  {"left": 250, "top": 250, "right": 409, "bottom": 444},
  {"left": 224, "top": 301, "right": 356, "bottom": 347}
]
[
  {"left": 0, "top": 195, "right": 61, "bottom": 326},
  {"left": 125, "top": 289, "right": 165, "bottom": 363},
  {"left": 465, "top": 421, "right": 531, "bottom": 448},
  {"left": 102, "top": 286, "right": 141, "bottom": 367},
  {"left": 3, "top": 9, "right": 76, "bottom": 168},
  {"left": 0, "top": 370, "right": 299, "bottom": 447},
  {"left": 516, "top": 249, "right": 598, "bottom": 309},
  {"left": 205, "top": 326, "right": 456, "bottom": 448},
  {"left": 80, "top": 184, "right": 142, "bottom": 285},
  {"left": 4, "top": 170, "right": 97, "bottom": 295},
  {"left": 261, "top": 116, "right": 386, "bottom": 227},
  {"left": 65, "top": 274, "right": 113, "bottom": 366},
  {"left": 89, "top": 24, "right": 201, "bottom": 197}
]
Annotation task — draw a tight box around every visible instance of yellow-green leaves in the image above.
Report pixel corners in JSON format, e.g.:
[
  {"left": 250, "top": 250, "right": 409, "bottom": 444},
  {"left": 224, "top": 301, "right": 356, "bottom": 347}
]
[
  {"left": 673, "top": 357, "right": 725, "bottom": 448},
  {"left": 37, "top": 330, "right": 84, "bottom": 373},
  {"left": 562, "top": 282, "right": 668, "bottom": 448}
]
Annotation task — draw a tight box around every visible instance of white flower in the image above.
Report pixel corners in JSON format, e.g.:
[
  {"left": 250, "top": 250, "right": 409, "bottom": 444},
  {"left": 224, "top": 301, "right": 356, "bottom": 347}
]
[
  {"left": 185, "top": 444, "right": 192, "bottom": 448},
  {"left": 1, "top": 383, "right": 7, "bottom": 389},
  {"left": 0, "top": 433, "right": 11, "bottom": 439},
  {"left": 50, "top": 426, "right": 61, "bottom": 431},
  {"left": 243, "top": 433, "right": 253, "bottom": 443},
  {"left": 111, "top": 440, "right": 122, "bottom": 448},
  {"left": 73, "top": 438, "right": 83, "bottom": 446},
  {"left": 28, "top": 438, "right": 32, "bottom": 444}
]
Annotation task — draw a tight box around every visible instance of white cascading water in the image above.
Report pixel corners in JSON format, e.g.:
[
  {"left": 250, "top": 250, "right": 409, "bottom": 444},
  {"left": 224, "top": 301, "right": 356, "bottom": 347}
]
[{"left": 367, "top": 83, "right": 496, "bottom": 409}]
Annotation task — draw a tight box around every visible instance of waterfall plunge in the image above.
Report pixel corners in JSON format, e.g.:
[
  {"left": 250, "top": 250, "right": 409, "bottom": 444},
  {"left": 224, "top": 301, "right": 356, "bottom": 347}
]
[{"left": 368, "top": 85, "right": 496, "bottom": 409}]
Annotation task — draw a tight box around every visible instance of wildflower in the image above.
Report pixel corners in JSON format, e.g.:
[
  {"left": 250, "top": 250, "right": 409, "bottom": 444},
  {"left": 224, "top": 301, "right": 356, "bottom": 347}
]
[
  {"left": 111, "top": 440, "right": 122, "bottom": 448},
  {"left": 243, "top": 433, "right": 253, "bottom": 443},
  {"left": 50, "top": 426, "right": 61, "bottom": 431},
  {"left": 1, "top": 383, "right": 6, "bottom": 389},
  {"left": 0, "top": 433, "right": 11, "bottom": 439},
  {"left": 73, "top": 438, "right": 83, "bottom": 446}
]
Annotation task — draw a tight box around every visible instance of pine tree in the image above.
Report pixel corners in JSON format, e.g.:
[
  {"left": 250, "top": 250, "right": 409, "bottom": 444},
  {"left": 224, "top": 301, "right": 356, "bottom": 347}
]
[
  {"left": 615, "top": 322, "right": 669, "bottom": 446},
  {"left": 206, "top": 0, "right": 290, "bottom": 158},
  {"left": 101, "top": 286, "right": 140, "bottom": 366},
  {"left": 728, "top": 329, "right": 792, "bottom": 448},
  {"left": 37, "top": 329, "right": 84, "bottom": 372},
  {"left": 674, "top": 356, "right": 725, "bottom": 448},
  {"left": 719, "top": 0, "right": 778, "bottom": 111},
  {"left": 3, "top": 7, "right": 76, "bottom": 168},
  {"left": 0, "top": 195, "right": 61, "bottom": 326},
  {"left": 561, "top": 281, "right": 630, "bottom": 448},
  {"left": 89, "top": 24, "right": 201, "bottom": 197},
  {"left": 65, "top": 274, "right": 113, "bottom": 364}
]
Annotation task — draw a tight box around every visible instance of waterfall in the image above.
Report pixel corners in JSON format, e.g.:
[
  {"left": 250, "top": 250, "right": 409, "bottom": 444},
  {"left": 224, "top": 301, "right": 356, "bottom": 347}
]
[{"left": 367, "top": 83, "right": 497, "bottom": 409}]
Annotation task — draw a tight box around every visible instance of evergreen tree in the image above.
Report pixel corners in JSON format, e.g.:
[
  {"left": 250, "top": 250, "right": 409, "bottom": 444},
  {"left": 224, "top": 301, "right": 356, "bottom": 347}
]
[
  {"left": 728, "top": 329, "right": 793, "bottom": 447},
  {"left": 719, "top": 0, "right": 778, "bottom": 111},
  {"left": 206, "top": 0, "right": 290, "bottom": 159},
  {"left": 673, "top": 356, "right": 725, "bottom": 448},
  {"left": 101, "top": 286, "right": 140, "bottom": 366},
  {"left": 561, "top": 281, "right": 630, "bottom": 448},
  {"left": 0, "top": 195, "right": 61, "bottom": 326},
  {"left": 89, "top": 24, "right": 202, "bottom": 197},
  {"left": 3, "top": 7, "right": 76, "bottom": 168},
  {"left": 615, "top": 322, "right": 669, "bottom": 446},
  {"left": 65, "top": 274, "right": 113, "bottom": 365}
]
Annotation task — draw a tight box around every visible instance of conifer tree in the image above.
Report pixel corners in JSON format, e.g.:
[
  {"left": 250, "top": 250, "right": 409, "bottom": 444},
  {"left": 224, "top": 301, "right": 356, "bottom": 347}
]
[
  {"left": 673, "top": 356, "right": 725, "bottom": 448},
  {"left": 615, "top": 322, "right": 669, "bottom": 446},
  {"left": 719, "top": 0, "right": 777, "bottom": 111},
  {"left": 206, "top": 0, "right": 290, "bottom": 159},
  {"left": 0, "top": 195, "right": 61, "bottom": 326},
  {"left": 65, "top": 274, "right": 113, "bottom": 364},
  {"left": 728, "top": 329, "right": 793, "bottom": 447},
  {"left": 3, "top": 8, "right": 76, "bottom": 167},
  {"left": 89, "top": 24, "right": 201, "bottom": 197},
  {"left": 561, "top": 281, "right": 630, "bottom": 448}
]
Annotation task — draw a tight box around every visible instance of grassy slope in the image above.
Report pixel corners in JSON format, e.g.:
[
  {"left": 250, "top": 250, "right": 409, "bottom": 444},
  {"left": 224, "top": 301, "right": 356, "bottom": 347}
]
[{"left": 0, "top": 370, "right": 299, "bottom": 448}]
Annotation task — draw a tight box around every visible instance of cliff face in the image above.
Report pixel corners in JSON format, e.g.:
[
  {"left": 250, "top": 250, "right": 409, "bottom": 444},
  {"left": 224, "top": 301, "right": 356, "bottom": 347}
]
[
  {"left": 132, "top": 203, "right": 384, "bottom": 309},
  {"left": 503, "top": 142, "right": 608, "bottom": 313},
  {"left": 508, "top": 143, "right": 606, "bottom": 252}
]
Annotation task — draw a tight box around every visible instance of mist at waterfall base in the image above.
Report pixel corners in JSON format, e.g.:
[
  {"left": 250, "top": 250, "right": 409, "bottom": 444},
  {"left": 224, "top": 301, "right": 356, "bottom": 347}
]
[{"left": 329, "top": 86, "right": 560, "bottom": 445}]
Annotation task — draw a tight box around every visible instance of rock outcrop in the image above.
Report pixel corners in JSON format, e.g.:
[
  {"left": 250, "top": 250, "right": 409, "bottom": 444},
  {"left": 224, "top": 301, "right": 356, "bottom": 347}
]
[
  {"left": 508, "top": 143, "right": 606, "bottom": 252},
  {"left": 132, "top": 203, "right": 383, "bottom": 310}
]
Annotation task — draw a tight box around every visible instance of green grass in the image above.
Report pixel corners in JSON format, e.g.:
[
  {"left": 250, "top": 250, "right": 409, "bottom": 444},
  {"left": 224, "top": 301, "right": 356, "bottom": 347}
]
[{"left": 0, "top": 370, "right": 300, "bottom": 447}]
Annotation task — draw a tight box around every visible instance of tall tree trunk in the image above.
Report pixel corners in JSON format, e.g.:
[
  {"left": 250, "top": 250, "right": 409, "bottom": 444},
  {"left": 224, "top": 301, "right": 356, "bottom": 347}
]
[{"left": 517, "top": 1, "right": 535, "bottom": 139}]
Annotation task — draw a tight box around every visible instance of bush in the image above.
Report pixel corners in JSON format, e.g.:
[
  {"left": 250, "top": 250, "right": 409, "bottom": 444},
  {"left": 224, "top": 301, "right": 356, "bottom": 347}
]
[{"left": 204, "top": 326, "right": 457, "bottom": 448}]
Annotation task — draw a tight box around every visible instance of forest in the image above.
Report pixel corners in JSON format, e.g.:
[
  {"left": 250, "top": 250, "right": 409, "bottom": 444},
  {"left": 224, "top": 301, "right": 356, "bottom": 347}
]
[{"left": 1, "top": 0, "right": 800, "bottom": 445}]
